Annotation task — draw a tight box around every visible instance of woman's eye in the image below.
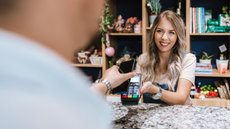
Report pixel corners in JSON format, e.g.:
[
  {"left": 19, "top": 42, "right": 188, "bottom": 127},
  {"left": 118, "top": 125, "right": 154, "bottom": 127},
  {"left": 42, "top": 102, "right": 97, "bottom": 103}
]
[
  {"left": 169, "top": 31, "right": 175, "bottom": 34},
  {"left": 156, "top": 30, "right": 162, "bottom": 33}
]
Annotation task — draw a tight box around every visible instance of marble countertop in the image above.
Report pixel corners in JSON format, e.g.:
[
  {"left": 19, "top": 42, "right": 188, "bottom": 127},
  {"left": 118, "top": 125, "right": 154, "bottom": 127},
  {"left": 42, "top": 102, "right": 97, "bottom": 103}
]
[{"left": 108, "top": 100, "right": 230, "bottom": 129}]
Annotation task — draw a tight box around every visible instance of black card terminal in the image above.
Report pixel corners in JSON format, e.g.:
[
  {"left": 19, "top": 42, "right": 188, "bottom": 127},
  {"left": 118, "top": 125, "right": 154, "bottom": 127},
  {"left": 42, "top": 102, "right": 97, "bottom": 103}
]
[{"left": 121, "top": 73, "right": 141, "bottom": 105}]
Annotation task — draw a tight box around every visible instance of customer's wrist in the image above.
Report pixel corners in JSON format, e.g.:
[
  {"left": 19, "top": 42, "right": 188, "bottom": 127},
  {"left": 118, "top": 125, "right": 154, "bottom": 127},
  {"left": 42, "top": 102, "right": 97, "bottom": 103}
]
[{"left": 95, "top": 79, "right": 112, "bottom": 95}]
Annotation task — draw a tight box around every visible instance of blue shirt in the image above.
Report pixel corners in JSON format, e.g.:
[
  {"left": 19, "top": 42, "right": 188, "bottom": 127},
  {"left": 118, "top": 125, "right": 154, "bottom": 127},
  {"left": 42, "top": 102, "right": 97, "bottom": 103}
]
[{"left": 0, "top": 29, "right": 111, "bottom": 129}]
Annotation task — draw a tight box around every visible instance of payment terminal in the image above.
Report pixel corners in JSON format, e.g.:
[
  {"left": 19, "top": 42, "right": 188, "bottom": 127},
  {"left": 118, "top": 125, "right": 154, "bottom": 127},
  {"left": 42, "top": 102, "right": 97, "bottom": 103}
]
[{"left": 121, "top": 73, "right": 141, "bottom": 105}]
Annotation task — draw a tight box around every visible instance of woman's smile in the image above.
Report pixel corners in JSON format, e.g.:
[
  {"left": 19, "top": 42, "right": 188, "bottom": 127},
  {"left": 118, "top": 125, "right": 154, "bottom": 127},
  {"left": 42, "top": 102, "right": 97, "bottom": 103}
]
[{"left": 159, "top": 41, "right": 170, "bottom": 47}]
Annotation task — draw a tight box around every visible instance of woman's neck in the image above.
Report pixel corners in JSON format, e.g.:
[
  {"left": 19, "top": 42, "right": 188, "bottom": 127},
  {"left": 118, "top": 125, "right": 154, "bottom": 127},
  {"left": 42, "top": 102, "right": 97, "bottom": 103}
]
[{"left": 158, "top": 51, "right": 171, "bottom": 74}]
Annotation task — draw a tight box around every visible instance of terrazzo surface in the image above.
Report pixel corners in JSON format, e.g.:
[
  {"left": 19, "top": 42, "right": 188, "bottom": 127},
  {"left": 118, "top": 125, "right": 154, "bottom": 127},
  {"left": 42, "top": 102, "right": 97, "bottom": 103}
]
[{"left": 108, "top": 101, "right": 230, "bottom": 129}]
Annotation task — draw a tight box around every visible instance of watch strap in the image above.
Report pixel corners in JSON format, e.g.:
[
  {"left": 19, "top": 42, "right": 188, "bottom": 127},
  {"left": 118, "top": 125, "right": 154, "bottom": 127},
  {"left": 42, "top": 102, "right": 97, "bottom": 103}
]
[{"left": 95, "top": 79, "right": 112, "bottom": 94}]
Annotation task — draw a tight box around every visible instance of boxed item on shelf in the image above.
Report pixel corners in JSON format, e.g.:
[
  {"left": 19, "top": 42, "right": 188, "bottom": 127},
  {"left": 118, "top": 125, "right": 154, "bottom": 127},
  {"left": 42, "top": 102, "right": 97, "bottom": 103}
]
[
  {"left": 216, "top": 59, "right": 228, "bottom": 74},
  {"left": 89, "top": 56, "right": 103, "bottom": 65}
]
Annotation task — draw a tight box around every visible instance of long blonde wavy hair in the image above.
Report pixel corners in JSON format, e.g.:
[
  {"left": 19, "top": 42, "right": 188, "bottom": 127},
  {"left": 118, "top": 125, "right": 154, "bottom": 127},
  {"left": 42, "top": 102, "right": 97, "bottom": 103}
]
[{"left": 140, "top": 10, "right": 186, "bottom": 91}]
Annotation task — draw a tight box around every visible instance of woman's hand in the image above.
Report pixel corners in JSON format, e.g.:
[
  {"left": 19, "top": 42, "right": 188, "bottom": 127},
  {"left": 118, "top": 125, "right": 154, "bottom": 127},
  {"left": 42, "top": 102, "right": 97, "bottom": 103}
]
[
  {"left": 102, "top": 65, "right": 136, "bottom": 89},
  {"left": 141, "top": 81, "right": 159, "bottom": 94}
]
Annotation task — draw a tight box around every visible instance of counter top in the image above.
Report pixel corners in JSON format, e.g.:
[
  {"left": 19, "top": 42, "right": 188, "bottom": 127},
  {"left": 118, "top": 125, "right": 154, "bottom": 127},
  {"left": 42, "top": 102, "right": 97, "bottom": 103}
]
[{"left": 109, "top": 102, "right": 230, "bottom": 129}]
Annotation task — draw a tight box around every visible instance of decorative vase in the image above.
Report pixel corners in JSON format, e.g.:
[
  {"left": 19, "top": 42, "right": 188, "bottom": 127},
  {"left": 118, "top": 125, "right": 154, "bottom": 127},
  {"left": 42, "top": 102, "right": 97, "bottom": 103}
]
[
  {"left": 105, "top": 47, "right": 115, "bottom": 57},
  {"left": 149, "top": 14, "right": 157, "bottom": 27}
]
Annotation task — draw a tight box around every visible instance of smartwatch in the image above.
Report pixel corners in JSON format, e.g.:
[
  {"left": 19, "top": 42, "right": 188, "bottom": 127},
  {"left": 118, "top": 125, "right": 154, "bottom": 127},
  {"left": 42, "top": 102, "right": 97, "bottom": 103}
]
[{"left": 151, "top": 87, "right": 162, "bottom": 100}]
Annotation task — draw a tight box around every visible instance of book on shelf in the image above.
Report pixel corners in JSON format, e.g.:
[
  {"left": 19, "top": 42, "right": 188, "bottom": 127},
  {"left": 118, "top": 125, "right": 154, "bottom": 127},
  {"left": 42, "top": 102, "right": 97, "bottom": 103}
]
[
  {"left": 191, "top": 7, "right": 205, "bottom": 34},
  {"left": 190, "top": 7, "right": 193, "bottom": 33},
  {"left": 192, "top": 7, "right": 197, "bottom": 33},
  {"left": 198, "top": 7, "right": 200, "bottom": 33},
  {"left": 214, "top": 81, "right": 225, "bottom": 99},
  {"left": 223, "top": 78, "right": 230, "bottom": 99},
  {"left": 214, "top": 81, "right": 230, "bottom": 99},
  {"left": 195, "top": 63, "right": 212, "bottom": 74},
  {"left": 217, "top": 86, "right": 226, "bottom": 99},
  {"left": 221, "top": 85, "right": 229, "bottom": 99}
]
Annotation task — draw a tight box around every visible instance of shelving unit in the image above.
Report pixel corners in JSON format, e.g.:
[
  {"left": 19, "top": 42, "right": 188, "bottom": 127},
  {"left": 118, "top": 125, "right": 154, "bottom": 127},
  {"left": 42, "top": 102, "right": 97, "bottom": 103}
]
[
  {"left": 146, "top": 27, "right": 151, "bottom": 30},
  {"left": 104, "top": 0, "right": 148, "bottom": 70},
  {"left": 186, "top": 0, "right": 230, "bottom": 74},
  {"left": 186, "top": 0, "right": 230, "bottom": 106},
  {"left": 74, "top": 0, "right": 229, "bottom": 79},
  {"left": 72, "top": 0, "right": 230, "bottom": 106},
  {"left": 186, "top": 0, "right": 230, "bottom": 51},
  {"left": 196, "top": 69, "right": 230, "bottom": 77},
  {"left": 192, "top": 98, "right": 230, "bottom": 107},
  {"left": 190, "top": 33, "right": 230, "bottom": 36},
  {"left": 73, "top": 43, "right": 106, "bottom": 81},
  {"left": 72, "top": 64, "right": 103, "bottom": 68},
  {"left": 109, "top": 33, "right": 142, "bottom": 36},
  {"left": 73, "top": 0, "right": 146, "bottom": 80}
]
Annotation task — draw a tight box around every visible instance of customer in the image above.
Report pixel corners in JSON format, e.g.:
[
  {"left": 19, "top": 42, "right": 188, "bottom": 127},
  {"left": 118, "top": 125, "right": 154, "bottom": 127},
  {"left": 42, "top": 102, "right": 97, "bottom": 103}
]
[
  {"left": 136, "top": 10, "right": 196, "bottom": 105},
  {"left": 0, "top": 0, "right": 135, "bottom": 129}
]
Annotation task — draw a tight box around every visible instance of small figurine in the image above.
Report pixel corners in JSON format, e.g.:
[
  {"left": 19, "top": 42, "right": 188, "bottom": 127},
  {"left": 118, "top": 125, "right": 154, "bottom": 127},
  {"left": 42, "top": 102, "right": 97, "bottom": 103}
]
[
  {"left": 123, "top": 23, "right": 133, "bottom": 33},
  {"left": 115, "top": 14, "right": 125, "bottom": 32},
  {"left": 126, "top": 17, "right": 138, "bottom": 25},
  {"left": 124, "top": 17, "right": 139, "bottom": 33},
  {"left": 77, "top": 51, "right": 90, "bottom": 64}
]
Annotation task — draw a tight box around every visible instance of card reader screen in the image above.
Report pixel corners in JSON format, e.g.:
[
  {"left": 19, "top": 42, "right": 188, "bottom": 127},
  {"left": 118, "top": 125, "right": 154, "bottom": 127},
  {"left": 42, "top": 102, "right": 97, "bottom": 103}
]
[{"left": 130, "top": 75, "right": 140, "bottom": 83}]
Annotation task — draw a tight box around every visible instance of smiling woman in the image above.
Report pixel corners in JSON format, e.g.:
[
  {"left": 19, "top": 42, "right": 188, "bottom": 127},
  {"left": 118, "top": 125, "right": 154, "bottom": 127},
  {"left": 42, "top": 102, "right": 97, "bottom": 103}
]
[{"left": 136, "top": 10, "right": 196, "bottom": 105}]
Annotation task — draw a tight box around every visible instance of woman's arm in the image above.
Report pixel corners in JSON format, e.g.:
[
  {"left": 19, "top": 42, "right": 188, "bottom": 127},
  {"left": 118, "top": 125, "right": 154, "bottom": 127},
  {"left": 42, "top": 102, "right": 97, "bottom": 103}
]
[
  {"left": 142, "top": 79, "right": 192, "bottom": 105},
  {"left": 141, "top": 53, "right": 196, "bottom": 105},
  {"left": 163, "top": 78, "right": 192, "bottom": 105}
]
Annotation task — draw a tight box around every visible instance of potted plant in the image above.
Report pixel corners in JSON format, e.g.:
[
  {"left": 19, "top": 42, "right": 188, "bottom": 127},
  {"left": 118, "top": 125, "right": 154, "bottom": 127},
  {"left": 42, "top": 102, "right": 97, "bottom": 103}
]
[
  {"left": 199, "top": 51, "right": 214, "bottom": 64},
  {"left": 146, "top": 0, "right": 162, "bottom": 27}
]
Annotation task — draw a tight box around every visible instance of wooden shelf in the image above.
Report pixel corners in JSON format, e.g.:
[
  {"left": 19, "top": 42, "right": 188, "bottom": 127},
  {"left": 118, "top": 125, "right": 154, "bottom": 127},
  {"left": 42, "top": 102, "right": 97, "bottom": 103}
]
[
  {"left": 72, "top": 64, "right": 103, "bottom": 68},
  {"left": 195, "top": 69, "right": 230, "bottom": 77},
  {"left": 190, "top": 33, "right": 230, "bottom": 36},
  {"left": 146, "top": 27, "right": 151, "bottom": 30},
  {"left": 192, "top": 98, "right": 230, "bottom": 107},
  {"left": 109, "top": 33, "right": 142, "bottom": 36}
]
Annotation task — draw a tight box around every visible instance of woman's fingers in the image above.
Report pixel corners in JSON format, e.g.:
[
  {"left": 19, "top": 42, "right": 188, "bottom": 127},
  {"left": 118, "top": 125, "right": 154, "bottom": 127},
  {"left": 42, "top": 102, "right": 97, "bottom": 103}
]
[
  {"left": 141, "top": 81, "right": 156, "bottom": 94},
  {"left": 102, "top": 65, "right": 136, "bottom": 89}
]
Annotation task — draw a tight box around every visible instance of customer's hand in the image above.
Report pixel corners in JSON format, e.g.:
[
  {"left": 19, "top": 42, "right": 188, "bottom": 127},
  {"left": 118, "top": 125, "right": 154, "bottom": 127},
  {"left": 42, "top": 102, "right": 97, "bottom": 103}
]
[
  {"left": 141, "top": 81, "right": 159, "bottom": 94},
  {"left": 102, "top": 65, "right": 136, "bottom": 89}
]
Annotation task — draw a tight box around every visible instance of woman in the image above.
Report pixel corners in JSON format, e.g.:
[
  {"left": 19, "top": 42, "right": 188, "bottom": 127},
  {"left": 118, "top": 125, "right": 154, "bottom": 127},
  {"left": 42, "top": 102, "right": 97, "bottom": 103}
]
[{"left": 136, "top": 10, "right": 196, "bottom": 105}]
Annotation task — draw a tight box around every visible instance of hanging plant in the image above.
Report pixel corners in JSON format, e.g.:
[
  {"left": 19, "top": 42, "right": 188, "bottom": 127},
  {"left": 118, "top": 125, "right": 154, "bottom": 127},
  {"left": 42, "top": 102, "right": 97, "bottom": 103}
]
[{"left": 100, "top": 1, "right": 115, "bottom": 57}]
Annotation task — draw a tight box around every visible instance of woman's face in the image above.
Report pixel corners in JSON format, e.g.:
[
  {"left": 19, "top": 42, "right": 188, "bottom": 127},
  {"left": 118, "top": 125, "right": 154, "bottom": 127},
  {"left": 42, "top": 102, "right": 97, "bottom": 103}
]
[{"left": 154, "top": 17, "right": 177, "bottom": 54}]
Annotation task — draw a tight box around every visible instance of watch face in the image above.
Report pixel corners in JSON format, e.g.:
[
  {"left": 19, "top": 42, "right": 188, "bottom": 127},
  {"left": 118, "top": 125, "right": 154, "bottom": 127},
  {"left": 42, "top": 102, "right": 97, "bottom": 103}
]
[{"left": 152, "top": 88, "right": 162, "bottom": 100}]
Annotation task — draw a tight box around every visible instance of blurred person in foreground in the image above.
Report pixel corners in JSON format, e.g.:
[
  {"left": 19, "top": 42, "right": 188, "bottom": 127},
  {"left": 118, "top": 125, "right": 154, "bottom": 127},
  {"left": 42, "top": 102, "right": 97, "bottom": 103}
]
[{"left": 0, "top": 0, "right": 135, "bottom": 129}]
